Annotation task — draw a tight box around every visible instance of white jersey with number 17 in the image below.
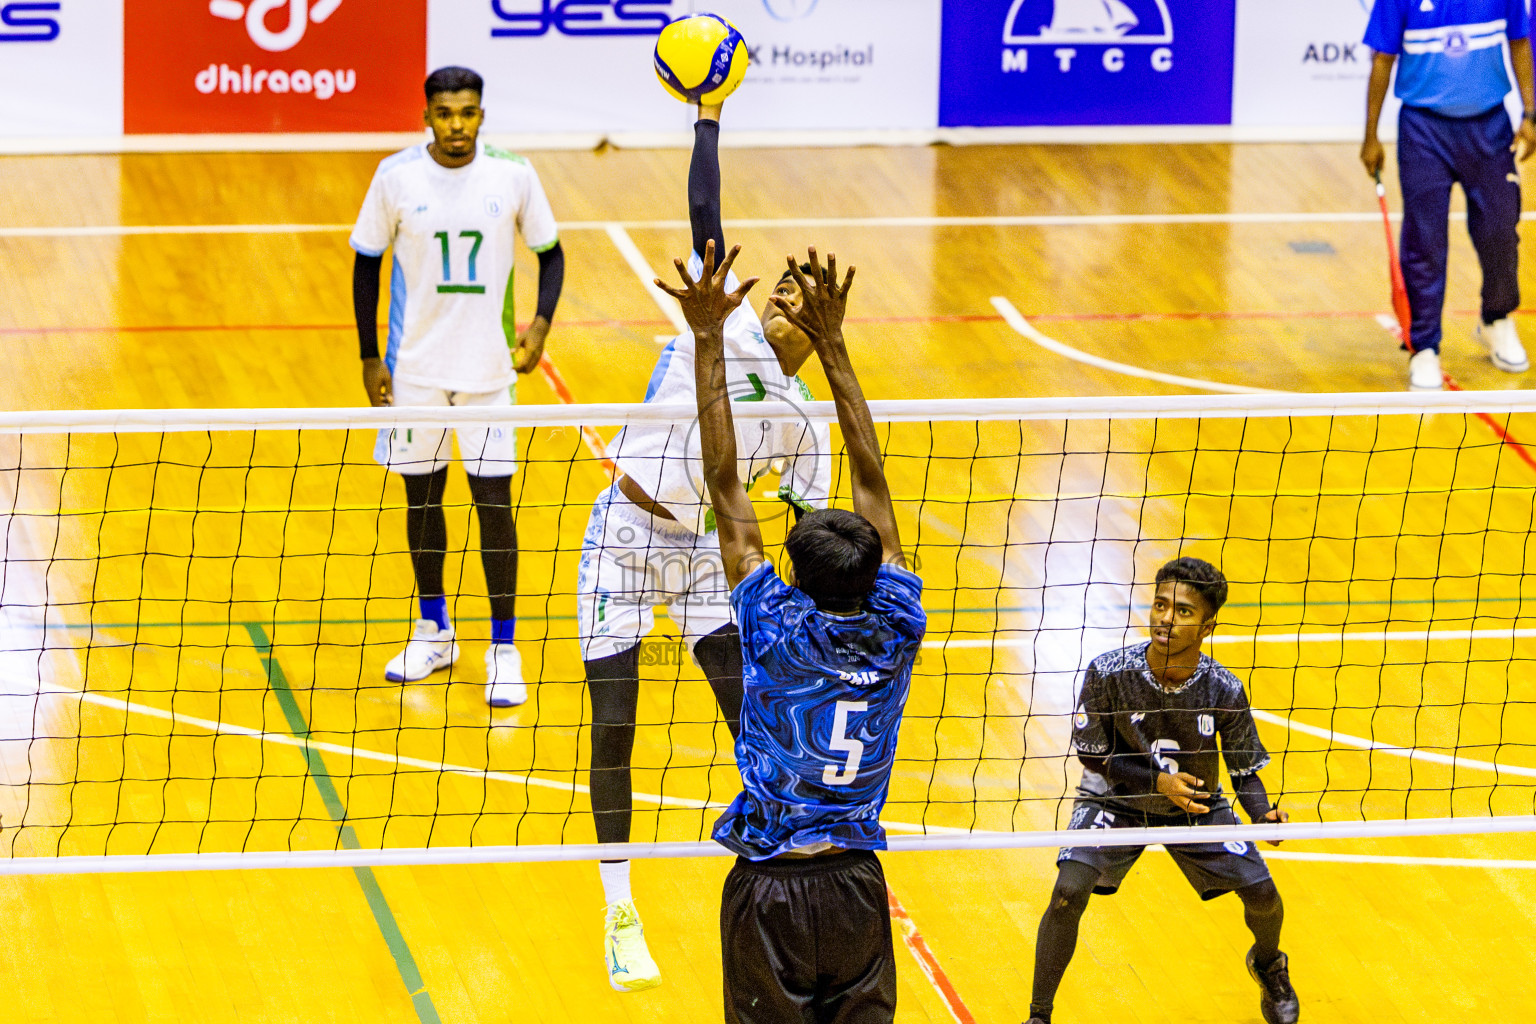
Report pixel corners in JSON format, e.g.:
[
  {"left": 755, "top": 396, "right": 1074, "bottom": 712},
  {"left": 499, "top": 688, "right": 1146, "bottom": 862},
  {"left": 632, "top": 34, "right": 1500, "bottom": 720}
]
[{"left": 350, "top": 142, "right": 559, "bottom": 393}]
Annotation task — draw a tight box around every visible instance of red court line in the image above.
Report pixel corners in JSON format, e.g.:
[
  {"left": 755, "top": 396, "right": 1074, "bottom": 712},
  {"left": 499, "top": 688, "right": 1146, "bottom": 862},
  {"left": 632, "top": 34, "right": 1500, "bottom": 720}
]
[
  {"left": 7, "top": 308, "right": 1527, "bottom": 336},
  {"left": 1373, "top": 317, "right": 1536, "bottom": 474},
  {"left": 887, "top": 885, "right": 977, "bottom": 1024}
]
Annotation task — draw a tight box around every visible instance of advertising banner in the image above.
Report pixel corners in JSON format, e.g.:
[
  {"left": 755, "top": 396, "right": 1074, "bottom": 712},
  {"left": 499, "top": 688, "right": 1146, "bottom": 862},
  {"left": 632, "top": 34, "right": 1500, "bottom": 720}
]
[
  {"left": 693, "top": 0, "right": 942, "bottom": 131},
  {"left": 0, "top": 1, "right": 124, "bottom": 137},
  {"left": 427, "top": 0, "right": 682, "bottom": 135},
  {"left": 124, "top": 0, "right": 427, "bottom": 134},
  {"left": 1232, "top": 0, "right": 1404, "bottom": 132},
  {"left": 427, "top": 0, "right": 942, "bottom": 135},
  {"left": 938, "top": 0, "right": 1237, "bottom": 127}
]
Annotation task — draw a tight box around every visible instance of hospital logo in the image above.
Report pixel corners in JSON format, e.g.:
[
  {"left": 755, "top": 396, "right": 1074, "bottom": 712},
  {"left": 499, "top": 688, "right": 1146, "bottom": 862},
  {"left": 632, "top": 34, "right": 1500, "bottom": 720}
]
[
  {"left": 1001, "top": 0, "right": 1173, "bottom": 73},
  {"left": 761, "top": 0, "right": 820, "bottom": 20},
  {"left": 1073, "top": 712, "right": 1089, "bottom": 729},
  {"left": 1444, "top": 31, "right": 1468, "bottom": 56},
  {"left": 1197, "top": 713, "right": 1214, "bottom": 736},
  {"left": 208, "top": 0, "right": 341, "bottom": 53},
  {"left": 485, "top": 195, "right": 505, "bottom": 217}
]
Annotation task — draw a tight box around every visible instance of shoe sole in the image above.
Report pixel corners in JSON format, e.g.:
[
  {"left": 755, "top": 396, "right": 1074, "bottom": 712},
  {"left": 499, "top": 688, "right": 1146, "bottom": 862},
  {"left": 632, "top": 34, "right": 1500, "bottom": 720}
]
[
  {"left": 1492, "top": 353, "right": 1531, "bottom": 372},
  {"left": 1408, "top": 381, "right": 1443, "bottom": 392},
  {"left": 485, "top": 688, "right": 528, "bottom": 708},
  {"left": 609, "top": 973, "right": 662, "bottom": 993},
  {"left": 384, "top": 646, "right": 459, "bottom": 683}
]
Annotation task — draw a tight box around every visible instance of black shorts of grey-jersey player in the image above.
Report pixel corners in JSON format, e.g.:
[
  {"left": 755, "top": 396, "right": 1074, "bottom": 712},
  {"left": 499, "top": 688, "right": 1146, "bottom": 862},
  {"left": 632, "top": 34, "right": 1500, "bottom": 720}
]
[{"left": 1024, "top": 557, "right": 1300, "bottom": 1024}]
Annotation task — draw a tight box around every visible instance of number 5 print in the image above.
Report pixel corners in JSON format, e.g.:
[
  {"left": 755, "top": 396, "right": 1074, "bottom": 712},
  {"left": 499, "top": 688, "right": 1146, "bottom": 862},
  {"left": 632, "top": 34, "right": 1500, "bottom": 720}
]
[{"left": 823, "top": 700, "right": 868, "bottom": 786}]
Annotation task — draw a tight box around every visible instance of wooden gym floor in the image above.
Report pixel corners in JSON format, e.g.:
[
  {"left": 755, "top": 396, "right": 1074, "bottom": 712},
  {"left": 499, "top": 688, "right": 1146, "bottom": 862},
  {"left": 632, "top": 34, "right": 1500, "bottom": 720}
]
[{"left": 0, "top": 140, "right": 1534, "bottom": 1022}]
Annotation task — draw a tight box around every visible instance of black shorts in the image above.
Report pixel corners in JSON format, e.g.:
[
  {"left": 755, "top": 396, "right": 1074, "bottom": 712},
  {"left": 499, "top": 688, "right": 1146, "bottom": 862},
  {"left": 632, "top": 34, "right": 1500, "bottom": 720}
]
[
  {"left": 721, "top": 849, "right": 897, "bottom": 1024},
  {"left": 1057, "top": 799, "right": 1272, "bottom": 901}
]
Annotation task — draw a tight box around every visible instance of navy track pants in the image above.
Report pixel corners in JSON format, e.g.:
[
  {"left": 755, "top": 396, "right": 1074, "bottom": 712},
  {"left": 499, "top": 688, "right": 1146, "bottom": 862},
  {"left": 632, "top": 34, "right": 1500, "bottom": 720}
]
[{"left": 1399, "top": 103, "right": 1522, "bottom": 353}]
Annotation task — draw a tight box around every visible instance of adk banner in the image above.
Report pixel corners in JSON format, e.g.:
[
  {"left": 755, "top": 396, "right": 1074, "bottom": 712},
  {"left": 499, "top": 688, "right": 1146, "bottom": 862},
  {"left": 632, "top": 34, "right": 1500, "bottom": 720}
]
[
  {"left": 1232, "top": 0, "right": 1401, "bottom": 130},
  {"left": 428, "top": 0, "right": 942, "bottom": 135},
  {"left": 124, "top": 0, "right": 427, "bottom": 133},
  {"left": 939, "top": 0, "right": 1238, "bottom": 127},
  {"left": 0, "top": 1, "right": 124, "bottom": 137}
]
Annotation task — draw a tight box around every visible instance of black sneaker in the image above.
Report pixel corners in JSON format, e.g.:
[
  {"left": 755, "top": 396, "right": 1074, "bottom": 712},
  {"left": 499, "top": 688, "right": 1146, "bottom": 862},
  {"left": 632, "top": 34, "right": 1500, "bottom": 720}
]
[{"left": 1246, "top": 947, "right": 1300, "bottom": 1024}]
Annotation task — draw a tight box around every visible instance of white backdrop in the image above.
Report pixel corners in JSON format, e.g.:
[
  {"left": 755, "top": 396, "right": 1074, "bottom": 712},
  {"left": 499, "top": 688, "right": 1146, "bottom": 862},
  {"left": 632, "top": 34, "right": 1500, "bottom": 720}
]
[
  {"left": 427, "top": 0, "right": 942, "bottom": 136},
  {"left": 1232, "top": 0, "right": 1401, "bottom": 135},
  {"left": 0, "top": 0, "right": 123, "bottom": 137}
]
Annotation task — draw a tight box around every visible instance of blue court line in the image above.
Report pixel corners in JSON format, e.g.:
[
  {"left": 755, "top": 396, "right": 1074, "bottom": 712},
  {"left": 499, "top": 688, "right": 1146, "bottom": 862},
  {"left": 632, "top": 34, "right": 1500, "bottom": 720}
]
[{"left": 243, "top": 623, "right": 442, "bottom": 1024}]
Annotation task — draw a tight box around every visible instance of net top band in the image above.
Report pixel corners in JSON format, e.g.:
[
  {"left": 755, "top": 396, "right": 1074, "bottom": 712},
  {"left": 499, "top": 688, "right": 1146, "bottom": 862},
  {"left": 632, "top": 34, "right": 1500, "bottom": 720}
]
[{"left": 3, "top": 390, "right": 1536, "bottom": 433}]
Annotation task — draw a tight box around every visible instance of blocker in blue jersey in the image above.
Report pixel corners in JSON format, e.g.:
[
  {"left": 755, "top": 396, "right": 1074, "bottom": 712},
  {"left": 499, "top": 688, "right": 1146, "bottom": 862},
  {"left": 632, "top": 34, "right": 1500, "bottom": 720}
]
[
  {"left": 1362, "top": 0, "right": 1536, "bottom": 390},
  {"left": 656, "top": 239, "right": 925, "bottom": 1024}
]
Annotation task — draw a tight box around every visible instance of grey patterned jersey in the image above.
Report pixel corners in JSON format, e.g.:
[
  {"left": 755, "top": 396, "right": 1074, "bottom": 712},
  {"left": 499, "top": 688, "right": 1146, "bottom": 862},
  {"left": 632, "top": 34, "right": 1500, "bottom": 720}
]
[{"left": 1071, "top": 642, "right": 1270, "bottom": 819}]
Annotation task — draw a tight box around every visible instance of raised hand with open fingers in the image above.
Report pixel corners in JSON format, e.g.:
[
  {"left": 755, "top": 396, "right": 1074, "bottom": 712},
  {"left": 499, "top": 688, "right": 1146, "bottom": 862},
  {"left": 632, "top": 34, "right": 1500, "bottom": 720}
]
[
  {"left": 654, "top": 239, "right": 759, "bottom": 337},
  {"left": 772, "top": 246, "right": 855, "bottom": 347}
]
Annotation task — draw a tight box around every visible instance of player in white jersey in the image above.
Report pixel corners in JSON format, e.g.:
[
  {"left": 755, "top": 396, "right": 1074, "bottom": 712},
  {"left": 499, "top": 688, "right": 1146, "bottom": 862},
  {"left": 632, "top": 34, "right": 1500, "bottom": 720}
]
[
  {"left": 579, "top": 98, "right": 831, "bottom": 993},
  {"left": 351, "top": 67, "right": 565, "bottom": 709}
]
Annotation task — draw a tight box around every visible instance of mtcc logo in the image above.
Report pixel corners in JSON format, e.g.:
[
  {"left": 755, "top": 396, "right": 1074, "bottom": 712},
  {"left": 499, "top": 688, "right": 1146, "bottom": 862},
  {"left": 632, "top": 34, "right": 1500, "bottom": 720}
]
[
  {"left": 761, "top": 0, "right": 820, "bottom": 20},
  {"left": 207, "top": 0, "right": 341, "bottom": 52},
  {"left": 1001, "top": 0, "right": 1174, "bottom": 73},
  {"left": 0, "top": 1, "right": 61, "bottom": 42}
]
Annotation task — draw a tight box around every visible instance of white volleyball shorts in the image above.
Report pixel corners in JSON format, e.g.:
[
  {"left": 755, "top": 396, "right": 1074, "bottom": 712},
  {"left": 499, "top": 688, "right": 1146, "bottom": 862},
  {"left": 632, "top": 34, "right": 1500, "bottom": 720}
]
[
  {"left": 576, "top": 484, "right": 734, "bottom": 662},
  {"left": 373, "top": 379, "right": 518, "bottom": 477}
]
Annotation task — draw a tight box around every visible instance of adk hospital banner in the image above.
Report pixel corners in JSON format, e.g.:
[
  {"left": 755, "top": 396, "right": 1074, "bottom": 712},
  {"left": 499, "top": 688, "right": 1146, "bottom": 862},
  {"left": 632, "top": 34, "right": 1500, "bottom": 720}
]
[{"left": 0, "top": 1, "right": 1518, "bottom": 142}]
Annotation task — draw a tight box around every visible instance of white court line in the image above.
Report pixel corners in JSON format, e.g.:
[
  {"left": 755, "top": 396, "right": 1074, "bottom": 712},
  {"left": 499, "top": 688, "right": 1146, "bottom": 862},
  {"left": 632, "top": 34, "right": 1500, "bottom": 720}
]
[
  {"left": 12, "top": 209, "right": 1536, "bottom": 240},
  {"left": 1260, "top": 850, "right": 1536, "bottom": 869},
  {"left": 16, "top": 682, "right": 970, "bottom": 836},
  {"left": 1251, "top": 708, "right": 1536, "bottom": 779},
  {"left": 991, "top": 296, "right": 1283, "bottom": 395},
  {"left": 604, "top": 222, "right": 687, "bottom": 334},
  {"left": 925, "top": 627, "right": 1536, "bottom": 650},
  {"left": 7, "top": 683, "right": 1532, "bottom": 870}
]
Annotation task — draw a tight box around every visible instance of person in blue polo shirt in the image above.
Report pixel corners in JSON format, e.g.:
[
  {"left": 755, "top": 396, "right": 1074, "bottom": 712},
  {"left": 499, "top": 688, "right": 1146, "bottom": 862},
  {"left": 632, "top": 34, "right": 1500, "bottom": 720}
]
[{"left": 1362, "top": 0, "right": 1536, "bottom": 390}]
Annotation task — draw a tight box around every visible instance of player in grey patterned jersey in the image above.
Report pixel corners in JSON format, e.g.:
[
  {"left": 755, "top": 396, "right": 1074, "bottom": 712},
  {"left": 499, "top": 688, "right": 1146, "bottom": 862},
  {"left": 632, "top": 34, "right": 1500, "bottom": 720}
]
[{"left": 1023, "top": 557, "right": 1300, "bottom": 1024}]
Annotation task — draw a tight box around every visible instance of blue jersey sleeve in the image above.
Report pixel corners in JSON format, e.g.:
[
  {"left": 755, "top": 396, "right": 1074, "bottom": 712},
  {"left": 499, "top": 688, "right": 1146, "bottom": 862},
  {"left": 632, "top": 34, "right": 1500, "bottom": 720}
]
[
  {"left": 1510, "top": 0, "right": 1530, "bottom": 41},
  {"left": 865, "top": 564, "right": 926, "bottom": 644},
  {"left": 731, "top": 562, "right": 798, "bottom": 663},
  {"left": 1364, "top": 0, "right": 1407, "bottom": 54}
]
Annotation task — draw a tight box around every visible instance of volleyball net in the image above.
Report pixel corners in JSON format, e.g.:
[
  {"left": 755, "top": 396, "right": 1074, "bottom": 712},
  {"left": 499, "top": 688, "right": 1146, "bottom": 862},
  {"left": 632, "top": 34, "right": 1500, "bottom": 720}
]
[{"left": 1, "top": 391, "right": 1534, "bottom": 874}]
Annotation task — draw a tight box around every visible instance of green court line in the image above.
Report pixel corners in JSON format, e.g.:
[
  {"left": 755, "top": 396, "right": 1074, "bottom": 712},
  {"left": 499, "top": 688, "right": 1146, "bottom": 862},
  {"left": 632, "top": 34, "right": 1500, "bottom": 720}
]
[{"left": 243, "top": 623, "right": 443, "bottom": 1024}]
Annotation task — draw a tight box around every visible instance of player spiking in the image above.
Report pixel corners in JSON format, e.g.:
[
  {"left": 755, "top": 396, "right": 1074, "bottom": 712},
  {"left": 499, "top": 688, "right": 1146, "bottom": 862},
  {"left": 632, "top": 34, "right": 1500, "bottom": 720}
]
[
  {"left": 350, "top": 66, "right": 565, "bottom": 707},
  {"left": 657, "top": 240, "right": 925, "bottom": 1024},
  {"left": 1024, "top": 557, "right": 1299, "bottom": 1024},
  {"left": 577, "top": 99, "right": 835, "bottom": 988},
  {"left": 576, "top": 99, "right": 830, "bottom": 991}
]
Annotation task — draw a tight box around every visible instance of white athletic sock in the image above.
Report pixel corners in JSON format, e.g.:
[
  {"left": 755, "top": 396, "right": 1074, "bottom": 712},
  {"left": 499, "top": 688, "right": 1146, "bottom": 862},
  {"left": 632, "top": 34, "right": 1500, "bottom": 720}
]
[{"left": 599, "top": 860, "right": 632, "bottom": 907}]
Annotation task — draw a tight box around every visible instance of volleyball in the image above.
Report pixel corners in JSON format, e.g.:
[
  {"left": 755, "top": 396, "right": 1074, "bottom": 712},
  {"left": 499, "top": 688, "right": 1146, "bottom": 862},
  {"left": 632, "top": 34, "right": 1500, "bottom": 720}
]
[{"left": 653, "top": 13, "right": 749, "bottom": 105}]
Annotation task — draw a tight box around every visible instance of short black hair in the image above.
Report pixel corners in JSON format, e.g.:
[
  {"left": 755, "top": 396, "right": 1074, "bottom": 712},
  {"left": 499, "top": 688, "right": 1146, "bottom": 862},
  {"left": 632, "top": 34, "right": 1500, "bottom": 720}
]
[
  {"left": 1154, "top": 557, "right": 1228, "bottom": 618},
  {"left": 785, "top": 508, "right": 882, "bottom": 613},
  {"left": 777, "top": 262, "right": 815, "bottom": 286},
  {"left": 424, "top": 66, "right": 483, "bottom": 103}
]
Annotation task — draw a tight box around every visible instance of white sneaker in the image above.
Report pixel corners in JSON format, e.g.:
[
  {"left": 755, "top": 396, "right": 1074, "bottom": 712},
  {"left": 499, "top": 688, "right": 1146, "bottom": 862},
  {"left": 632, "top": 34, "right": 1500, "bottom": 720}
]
[
  {"left": 604, "top": 900, "right": 661, "bottom": 992},
  {"left": 1409, "top": 349, "right": 1443, "bottom": 391},
  {"left": 484, "top": 643, "right": 528, "bottom": 707},
  {"left": 383, "top": 619, "right": 458, "bottom": 682},
  {"left": 1480, "top": 318, "right": 1530, "bottom": 372}
]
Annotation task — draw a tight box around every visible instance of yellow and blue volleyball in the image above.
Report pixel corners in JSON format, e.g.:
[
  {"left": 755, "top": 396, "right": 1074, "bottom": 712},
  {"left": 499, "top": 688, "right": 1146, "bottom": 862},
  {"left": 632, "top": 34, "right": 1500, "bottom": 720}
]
[{"left": 653, "top": 13, "right": 749, "bottom": 105}]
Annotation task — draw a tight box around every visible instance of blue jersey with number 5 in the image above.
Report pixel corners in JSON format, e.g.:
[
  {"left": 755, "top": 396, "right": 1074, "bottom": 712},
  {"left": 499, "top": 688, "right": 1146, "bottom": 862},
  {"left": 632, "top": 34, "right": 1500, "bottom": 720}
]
[{"left": 713, "top": 561, "right": 926, "bottom": 860}]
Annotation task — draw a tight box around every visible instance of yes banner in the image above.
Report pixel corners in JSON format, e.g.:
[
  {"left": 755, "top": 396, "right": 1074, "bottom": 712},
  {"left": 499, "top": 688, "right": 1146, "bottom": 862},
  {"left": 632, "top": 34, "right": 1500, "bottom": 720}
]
[
  {"left": 939, "top": 0, "right": 1237, "bottom": 127},
  {"left": 124, "top": 0, "right": 426, "bottom": 133},
  {"left": 0, "top": 2, "right": 123, "bottom": 137}
]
